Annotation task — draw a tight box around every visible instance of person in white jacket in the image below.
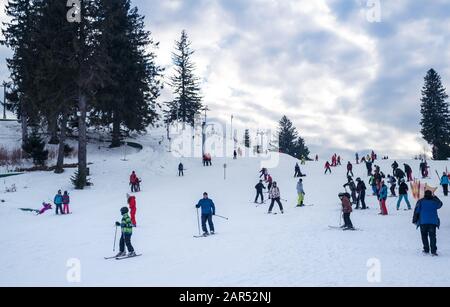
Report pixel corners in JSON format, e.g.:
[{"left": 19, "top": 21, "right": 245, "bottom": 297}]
[
  {"left": 268, "top": 182, "right": 283, "bottom": 214},
  {"left": 296, "top": 179, "right": 305, "bottom": 207}
]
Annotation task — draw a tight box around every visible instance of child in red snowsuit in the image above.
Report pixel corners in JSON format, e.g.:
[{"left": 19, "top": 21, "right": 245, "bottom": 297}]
[{"left": 127, "top": 194, "right": 137, "bottom": 227}]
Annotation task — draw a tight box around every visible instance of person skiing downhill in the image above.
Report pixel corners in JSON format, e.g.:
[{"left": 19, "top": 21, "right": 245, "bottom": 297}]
[
  {"left": 255, "top": 180, "right": 266, "bottom": 204},
  {"left": 324, "top": 161, "right": 332, "bottom": 174},
  {"left": 347, "top": 162, "right": 354, "bottom": 177},
  {"left": 440, "top": 172, "right": 449, "bottom": 196},
  {"left": 339, "top": 193, "right": 354, "bottom": 231},
  {"left": 178, "top": 163, "right": 184, "bottom": 177},
  {"left": 343, "top": 176, "right": 357, "bottom": 205},
  {"left": 378, "top": 181, "right": 388, "bottom": 215},
  {"left": 387, "top": 175, "right": 397, "bottom": 197},
  {"left": 268, "top": 182, "right": 283, "bottom": 214},
  {"left": 196, "top": 193, "right": 216, "bottom": 236},
  {"left": 62, "top": 191, "right": 70, "bottom": 214},
  {"left": 127, "top": 194, "right": 137, "bottom": 227},
  {"left": 296, "top": 179, "right": 305, "bottom": 207},
  {"left": 397, "top": 179, "right": 412, "bottom": 210},
  {"left": 54, "top": 190, "right": 64, "bottom": 215},
  {"left": 413, "top": 190, "right": 443, "bottom": 256},
  {"left": 115, "top": 207, "right": 136, "bottom": 258},
  {"left": 355, "top": 178, "right": 367, "bottom": 210}
]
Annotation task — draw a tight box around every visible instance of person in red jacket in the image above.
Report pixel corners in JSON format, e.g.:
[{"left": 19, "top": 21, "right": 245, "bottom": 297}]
[
  {"left": 127, "top": 194, "right": 137, "bottom": 227},
  {"left": 129, "top": 171, "right": 139, "bottom": 192},
  {"left": 266, "top": 174, "right": 273, "bottom": 191},
  {"left": 325, "top": 161, "right": 332, "bottom": 174}
]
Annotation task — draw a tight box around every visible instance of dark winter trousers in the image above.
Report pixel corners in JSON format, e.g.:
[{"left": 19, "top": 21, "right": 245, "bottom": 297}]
[
  {"left": 269, "top": 198, "right": 283, "bottom": 213},
  {"left": 350, "top": 190, "right": 357, "bottom": 204},
  {"left": 119, "top": 233, "right": 134, "bottom": 253},
  {"left": 201, "top": 213, "right": 215, "bottom": 233},
  {"left": 343, "top": 213, "right": 353, "bottom": 228},
  {"left": 420, "top": 224, "right": 437, "bottom": 254},
  {"left": 325, "top": 168, "right": 331, "bottom": 174},
  {"left": 255, "top": 191, "right": 264, "bottom": 203},
  {"left": 367, "top": 168, "right": 372, "bottom": 176},
  {"left": 347, "top": 170, "right": 354, "bottom": 177},
  {"left": 294, "top": 170, "right": 300, "bottom": 177},
  {"left": 443, "top": 184, "right": 448, "bottom": 196},
  {"left": 178, "top": 170, "right": 184, "bottom": 176},
  {"left": 390, "top": 184, "right": 397, "bottom": 196},
  {"left": 55, "top": 204, "right": 64, "bottom": 215},
  {"left": 357, "top": 191, "right": 366, "bottom": 209},
  {"left": 131, "top": 183, "right": 139, "bottom": 193}
]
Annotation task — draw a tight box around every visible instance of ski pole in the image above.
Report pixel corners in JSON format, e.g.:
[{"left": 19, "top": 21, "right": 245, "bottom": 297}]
[
  {"left": 214, "top": 214, "right": 229, "bottom": 220},
  {"left": 196, "top": 207, "right": 201, "bottom": 236},
  {"left": 113, "top": 225, "right": 118, "bottom": 252}
]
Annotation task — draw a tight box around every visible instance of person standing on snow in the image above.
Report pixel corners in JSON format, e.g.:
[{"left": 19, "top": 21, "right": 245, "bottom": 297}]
[
  {"left": 54, "top": 190, "right": 64, "bottom": 215},
  {"left": 440, "top": 172, "right": 449, "bottom": 197},
  {"left": 196, "top": 193, "right": 216, "bottom": 236},
  {"left": 413, "top": 190, "right": 442, "bottom": 256},
  {"left": 347, "top": 161, "right": 354, "bottom": 177},
  {"left": 391, "top": 161, "right": 399, "bottom": 176},
  {"left": 294, "top": 163, "right": 301, "bottom": 178},
  {"left": 127, "top": 194, "right": 137, "bottom": 227},
  {"left": 233, "top": 150, "right": 237, "bottom": 160},
  {"left": 268, "top": 182, "right": 283, "bottom": 214},
  {"left": 355, "top": 153, "right": 359, "bottom": 164},
  {"left": 356, "top": 178, "right": 367, "bottom": 210},
  {"left": 267, "top": 174, "right": 273, "bottom": 191},
  {"left": 337, "top": 156, "right": 342, "bottom": 166},
  {"left": 178, "top": 163, "right": 184, "bottom": 177},
  {"left": 365, "top": 160, "right": 373, "bottom": 177},
  {"left": 343, "top": 176, "right": 357, "bottom": 205},
  {"left": 255, "top": 180, "right": 266, "bottom": 204},
  {"left": 62, "top": 191, "right": 70, "bottom": 214},
  {"left": 324, "top": 161, "right": 332, "bottom": 174},
  {"left": 115, "top": 207, "right": 136, "bottom": 257},
  {"left": 397, "top": 179, "right": 412, "bottom": 210},
  {"left": 404, "top": 163, "right": 413, "bottom": 182},
  {"left": 387, "top": 175, "right": 397, "bottom": 197},
  {"left": 395, "top": 167, "right": 406, "bottom": 182},
  {"left": 339, "top": 193, "right": 354, "bottom": 230},
  {"left": 378, "top": 181, "right": 388, "bottom": 215},
  {"left": 129, "top": 171, "right": 139, "bottom": 193},
  {"left": 296, "top": 179, "right": 305, "bottom": 207}
]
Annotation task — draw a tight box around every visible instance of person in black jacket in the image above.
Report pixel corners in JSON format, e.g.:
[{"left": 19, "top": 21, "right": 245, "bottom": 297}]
[
  {"left": 391, "top": 161, "right": 399, "bottom": 176},
  {"left": 404, "top": 163, "right": 413, "bottom": 182},
  {"left": 356, "top": 178, "right": 367, "bottom": 209},
  {"left": 365, "top": 160, "right": 373, "bottom": 177},
  {"left": 254, "top": 180, "right": 266, "bottom": 204},
  {"left": 178, "top": 163, "right": 184, "bottom": 176},
  {"left": 395, "top": 168, "right": 405, "bottom": 182},
  {"left": 343, "top": 176, "right": 357, "bottom": 205}
]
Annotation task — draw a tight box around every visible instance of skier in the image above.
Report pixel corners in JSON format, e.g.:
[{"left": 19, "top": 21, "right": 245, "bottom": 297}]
[
  {"left": 337, "top": 156, "right": 342, "bottom": 166},
  {"left": 301, "top": 156, "right": 306, "bottom": 165},
  {"left": 404, "top": 163, "right": 413, "bottom": 182},
  {"left": 343, "top": 176, "right": 357, "bottom": 205},
  {"left": 391, "top": 161, "right": 399, "bottom": 176},
  {"left": 178, "top": 163, "right": 184, "bottom": 177},
  {"left": 127, "top": 194, "right": 137, "bottom": 227},
  {"left": 378, "top": 181, "right": 388, "bottom": 215},
  {"left": 355, "top": 153, "right": 359, "bottom": 164},
  {"left": 420, "top": 161, "right": 429, "bottom": 178},
  {"left": 346, "top": 161, "right": 354, "bottom": 177},
  {"left": 54, "top": 190, "right": 64, "bottom": 215},
  {"left": 324, "top": 161, "right": 332, "bottom": 174},
  {"left": 233, "top": 150, "right": 237, "bottom": 160},
  {"left": 339, "top": 193, "right": 354, "bottom": 230},
  {"left": 115, "top": 207, "right": 136, "bottom": 257},
  {"left": 355, "top": 178, "right": 367, "bottom": 210},
  {"left": 296, "top": 179, "right": 305, "bottom": 207},
  {"left": 387, "top": 175, "right": 397, "bottom": 197},
  {"left": 254, "top": 180, "right": 266, "bottom": 204},
  {"left": 62, "top": 191, "right": 70, "bottom": 214},
  {"left": 395, "top": 167, "right": 406, "bottom": 182},
  {"left": 365, "top": 159, "right": 373, "bottom": 177},
  {"left": 331, "top": 154, "right": 337, "bottom": 167},
  {"left": 196, "top": 192, "right": 216, "bottom": 236},
  {"left": 294, "top": 163, "right": 301, "bottom": 178},
  {"left": 315, "top": 154, "right": 319, "bottom": 162},
  {"left": 266, "top": 174, "right": 273, "bottom": 191},
  {"left": 268, "top": 182, "right": 283, "bottom": 214},
  {"left": 440, "top": 172, "right": 449, "bottom": 197},
  {"left": 397, "top": 179, "right": 412, "bottom": 210},
  {"left": 371, "top": 151, "right": 376, "bottom": 162},
  {"left": 129, "top": 171, "right": 139, "bottom": 193},
  {"left": 38, "top": 202, "right": 52, "bottom": 215},
  {"left": 260, "top": 167, "right": 268, "bottom": 181},
  {"left": 413, "top": 190, "right": 443, "bottom": 256},
  {"left": 369, "top": 174, "right": 377, "bottom": 196}
]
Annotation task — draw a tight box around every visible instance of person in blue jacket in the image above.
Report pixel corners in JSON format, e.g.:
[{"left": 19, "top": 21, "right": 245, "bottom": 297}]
[
  {"left": 54, "top": 190, "right": 64, "bottom": 215},
  {"left": 440, "top": 172, "right": 449, "bottom": 196},
  {"left": 196, "top": 192, "right": 216, "bottom": 236},
  {"left": 414, "top": 190, "right": 443, "bottom": 256}
]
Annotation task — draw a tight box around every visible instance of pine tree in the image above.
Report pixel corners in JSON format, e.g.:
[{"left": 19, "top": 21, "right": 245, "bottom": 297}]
[
  {"left": 165, "top": 30, "right": 203, "bottom": 128},
  {"left": 277, "top": 116, "right": 310, "bottom": 159},
  {"left": 294, "top": 136, "right": 310, "bottom": 160},
  {"left": 22, "top": 129, "right": 49, "bottom": 166},
  {"left": 91, "top": 0, "right": 162, "bottom": 147},
  {"left": 420, "top": 69, "right": 450, "bottom": 160},
  {"left": 244, "top": 129, "right": 251, "bottom": 148}
]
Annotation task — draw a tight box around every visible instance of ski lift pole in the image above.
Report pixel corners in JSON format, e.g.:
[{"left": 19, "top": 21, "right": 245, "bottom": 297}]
[{"left": 223, "top": 163, "right": 227, "bottom": 180}]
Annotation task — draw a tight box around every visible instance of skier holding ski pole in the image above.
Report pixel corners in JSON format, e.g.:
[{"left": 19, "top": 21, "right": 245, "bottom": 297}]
[
  {"left": 195, "top": 192, "right": 216, "bottom": 237},
  {"left": 114, "top": 207, "right": 136, "bottom": 258}
]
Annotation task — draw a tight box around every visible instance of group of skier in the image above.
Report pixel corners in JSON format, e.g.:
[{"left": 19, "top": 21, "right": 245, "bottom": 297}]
[{"left": 255, "top": 168, "right": 285, "bottom": 214}]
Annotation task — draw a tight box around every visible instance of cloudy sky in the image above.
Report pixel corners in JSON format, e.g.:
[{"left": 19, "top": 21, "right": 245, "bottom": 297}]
[{"left": 2, "top": 0, "right": 450, "bottom": 158}]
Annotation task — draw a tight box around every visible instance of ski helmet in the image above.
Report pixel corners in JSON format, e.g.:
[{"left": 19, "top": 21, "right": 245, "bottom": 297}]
[{"left": 120, "top": 207, "right": 129, "bottom": 215}]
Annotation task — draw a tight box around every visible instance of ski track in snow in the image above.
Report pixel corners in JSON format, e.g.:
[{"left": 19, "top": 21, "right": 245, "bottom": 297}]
[{"left": 1, "top": 128, "right": 450, "bottom": 286}]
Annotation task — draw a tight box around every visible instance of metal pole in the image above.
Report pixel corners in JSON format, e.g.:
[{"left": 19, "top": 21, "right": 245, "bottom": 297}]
[{"left": 2, "top": 83, "right": 6, "bottom": 120}]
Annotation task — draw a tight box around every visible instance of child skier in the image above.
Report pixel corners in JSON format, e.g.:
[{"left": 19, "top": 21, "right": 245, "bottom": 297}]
[
  {"left": 339, "top": 193, "right": 354, "bottom": 230},
  {"left": 54, "top": 190, "right": 64, "bottom": 215},
  {"left": 115, "top": 207, "right": 136, "bottom": 257},
  {"left": 378, "top": 181, "right": 388, "bottom": 215},
  {"left": 38, "top": 202, "right": 52, "bottom": 215},
  {"left": 127, "top": 194, "right": 137, "bottom": 227},
  {"left": 255, "top": 180, "right": 266, "bottom": 204},
  {"left": 324, "top": 161, "right": 332, "bottom": 174},
  {"left": 296, "top": 179, "right": 305, "bottom": 207},
  {"left": 440, "top": 172, "right": 449, "bottom": 196},
  {"left": 195, "top": 192, "right": 216, "bottom": 236},
  {"left": 62, "top": 191, "right": 70, "bottom": 214},
  {"left": 268, "top": 182, "right": 283, "bottom": 214}
]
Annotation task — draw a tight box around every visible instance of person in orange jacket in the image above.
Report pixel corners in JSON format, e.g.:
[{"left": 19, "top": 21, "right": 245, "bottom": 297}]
[{"left": 127, "top": 194, "right": 137, "bottom": 227}]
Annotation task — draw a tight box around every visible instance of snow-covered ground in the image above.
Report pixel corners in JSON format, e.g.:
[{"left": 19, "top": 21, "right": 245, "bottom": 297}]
[{"left": 0, "top": 122, "right": 449, "bottom": 286}]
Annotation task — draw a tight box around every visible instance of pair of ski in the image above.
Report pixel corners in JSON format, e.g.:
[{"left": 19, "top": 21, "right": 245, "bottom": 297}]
[
  {"left": 328, "top": 226, "right": 362, "bottom": 231},
  {"left": 193, "top": 233, "right": 217, "bottom": 238},
  {"left": 295, "top": 204, "right": 314, "bottom": 208},
  {"left": 104, "top": 254, "right": 142, "bottom": 260}
]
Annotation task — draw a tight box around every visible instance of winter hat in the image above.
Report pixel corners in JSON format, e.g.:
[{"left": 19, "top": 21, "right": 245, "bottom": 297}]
[
  {"left": 120, "top": 207, "right": 129, "bottom": 215},
  {"left": 424, "top": 190, "right": 433, "bottom": 199}
]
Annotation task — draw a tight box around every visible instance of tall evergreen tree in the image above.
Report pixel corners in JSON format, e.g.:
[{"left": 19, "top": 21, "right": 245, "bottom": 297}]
[
  {"left": 420, "top": 69, "right": 450, "bottom": 160},
  {"left": 277, "top": 116, "right": 310, "bottom": 159},
  {"left": 165, "top": 30, "right": 203, "bottom": 128},
  {"left": 91, "top": 0, "right": 162, "bottom": 147},
  {"left": 244, "top": 129, "right": 251, "bottom": 148}
]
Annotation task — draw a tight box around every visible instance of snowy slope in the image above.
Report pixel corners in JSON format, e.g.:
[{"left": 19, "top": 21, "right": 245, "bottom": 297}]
[{"left": 0, "top": 131, "right": 450, "bottom": 286}]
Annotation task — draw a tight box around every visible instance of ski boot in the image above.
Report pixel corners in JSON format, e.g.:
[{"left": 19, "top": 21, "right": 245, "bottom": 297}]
[
  {"left": 128, "top": 251, "right": 136, "bottom": 257},
  {"left": 281, "top": 210, "right": 284, "bottom": 214},
  {"left": 202, "top": 232, "right": 209, "bottom": 237},
  {"left": 210, "top": 231, "right": 215, "bottom": 235},
  {"left": 115, "top": 251, "right": 126, "bottom": 258}
]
